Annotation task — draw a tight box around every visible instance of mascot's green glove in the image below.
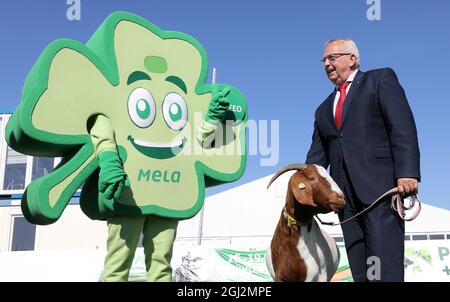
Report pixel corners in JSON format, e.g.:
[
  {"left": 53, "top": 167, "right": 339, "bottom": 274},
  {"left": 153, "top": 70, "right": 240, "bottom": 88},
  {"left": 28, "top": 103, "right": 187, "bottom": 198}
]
[
  {"left": 205, "top": 86, "right": 231, "bottom": 123},
  {"left": 98, "top": 150, "right": 128, "bottom": 201}
]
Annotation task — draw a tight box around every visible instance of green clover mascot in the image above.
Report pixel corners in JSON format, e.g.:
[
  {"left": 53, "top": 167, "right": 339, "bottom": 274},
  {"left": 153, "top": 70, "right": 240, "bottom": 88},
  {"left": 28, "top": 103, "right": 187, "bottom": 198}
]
[{"left": 6, "top": 12, "right": 247, "bottom": 281}]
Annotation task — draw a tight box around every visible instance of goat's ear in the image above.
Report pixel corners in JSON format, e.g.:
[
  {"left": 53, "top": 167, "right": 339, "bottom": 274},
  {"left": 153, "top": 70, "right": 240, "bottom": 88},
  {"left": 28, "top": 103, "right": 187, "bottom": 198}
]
[{"left": 290, "top": 172, "right": 317, "bottom": 207}]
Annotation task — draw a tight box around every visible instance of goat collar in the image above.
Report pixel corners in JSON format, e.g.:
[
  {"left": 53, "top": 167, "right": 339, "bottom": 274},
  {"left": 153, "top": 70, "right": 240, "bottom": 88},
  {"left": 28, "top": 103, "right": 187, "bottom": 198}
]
[{"left": 283, "top": 207, "right": 312, "bottom": 231}]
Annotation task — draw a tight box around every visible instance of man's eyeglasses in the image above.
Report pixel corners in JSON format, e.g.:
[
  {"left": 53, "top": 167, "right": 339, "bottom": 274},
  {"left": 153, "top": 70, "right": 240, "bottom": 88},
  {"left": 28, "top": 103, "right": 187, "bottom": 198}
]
[{"left": 321, "top": 53, "right": 352, "bottom": 63}]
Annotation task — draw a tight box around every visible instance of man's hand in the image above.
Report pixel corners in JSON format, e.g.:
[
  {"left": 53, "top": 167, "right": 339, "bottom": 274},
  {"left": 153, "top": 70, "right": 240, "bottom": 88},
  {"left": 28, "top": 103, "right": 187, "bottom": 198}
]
[
  {"left": 205, "top": 86, "right": 231, "bottom": 123},
  {"left": 397, "top": 178, "right": 419, "bottom": 197},
  {"left": 98, "top": 150, "right": 128, "bottom": 201}
]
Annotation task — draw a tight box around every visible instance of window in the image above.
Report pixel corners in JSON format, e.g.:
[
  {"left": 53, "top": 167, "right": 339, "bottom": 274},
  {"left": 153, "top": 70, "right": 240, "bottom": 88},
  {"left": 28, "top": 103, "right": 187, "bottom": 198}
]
[
  {"left": 0, "top": 114, "right": 63, "bottom": 194},
  {"left": 429, "top": 234, "right": 445, "bottom": 240},
  {"left": 0, "top": 116, "right": 4, "bottom": 187},
  {"left": 3, "top": 146, "right": 27, "bottom": 190},
  {"left": 412, "top": 234, "right": 428, "bottom": 241},
  {"left": 0, "top": 154, "right": 68, "bottom": 195},
  {"left": 0, "top": 116, "right": 3, "bottom": 158},
  {"left": 32, "top": 157, "right": 54, "bottom": 180},
  {"left": 10, "top": 216, "right": 36, "bottom": 251}
]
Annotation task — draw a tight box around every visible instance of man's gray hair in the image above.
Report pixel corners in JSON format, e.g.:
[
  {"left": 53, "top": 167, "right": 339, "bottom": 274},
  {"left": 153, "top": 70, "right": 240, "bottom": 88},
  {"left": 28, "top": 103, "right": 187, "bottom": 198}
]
[{"left": 325, "top": 38, "right": 360, "bottom": 69}]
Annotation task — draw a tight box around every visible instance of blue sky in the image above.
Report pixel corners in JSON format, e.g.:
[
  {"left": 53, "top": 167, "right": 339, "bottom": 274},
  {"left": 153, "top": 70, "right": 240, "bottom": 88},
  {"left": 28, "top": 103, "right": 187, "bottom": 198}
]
[{"left": 1, "top": 0, "right": 449, "bottom": 210}]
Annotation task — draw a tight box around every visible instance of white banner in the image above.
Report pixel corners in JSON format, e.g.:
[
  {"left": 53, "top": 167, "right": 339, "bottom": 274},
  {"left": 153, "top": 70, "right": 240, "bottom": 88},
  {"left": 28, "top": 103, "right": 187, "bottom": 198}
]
[{"left": 1, "top": 241, "right": 449, "bottom": 282}]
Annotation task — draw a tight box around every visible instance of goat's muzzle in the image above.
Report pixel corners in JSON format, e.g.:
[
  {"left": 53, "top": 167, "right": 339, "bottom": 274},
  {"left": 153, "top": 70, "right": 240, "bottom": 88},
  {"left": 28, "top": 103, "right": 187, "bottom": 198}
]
[{"left": 329, "top": 194, "right": 345, "bottom": 213}]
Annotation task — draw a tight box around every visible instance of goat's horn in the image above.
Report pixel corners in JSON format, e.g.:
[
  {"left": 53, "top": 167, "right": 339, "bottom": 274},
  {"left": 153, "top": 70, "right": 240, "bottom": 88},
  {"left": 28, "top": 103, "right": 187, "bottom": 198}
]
[{"left": 266, "top": 163, "right": 308, "bottom": 189}]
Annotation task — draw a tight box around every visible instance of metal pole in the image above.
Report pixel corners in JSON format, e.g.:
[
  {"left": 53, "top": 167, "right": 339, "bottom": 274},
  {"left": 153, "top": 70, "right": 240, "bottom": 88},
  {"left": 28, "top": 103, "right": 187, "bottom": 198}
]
[{"left": 197, "top": 67, "right": 217, "bottom": 245}]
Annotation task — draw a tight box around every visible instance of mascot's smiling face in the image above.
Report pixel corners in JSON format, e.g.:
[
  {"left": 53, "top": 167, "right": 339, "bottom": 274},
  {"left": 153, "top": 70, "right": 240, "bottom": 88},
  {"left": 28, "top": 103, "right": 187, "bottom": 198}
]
[{"left": 125, "top": 56, "right": 189, "bottom": 160}]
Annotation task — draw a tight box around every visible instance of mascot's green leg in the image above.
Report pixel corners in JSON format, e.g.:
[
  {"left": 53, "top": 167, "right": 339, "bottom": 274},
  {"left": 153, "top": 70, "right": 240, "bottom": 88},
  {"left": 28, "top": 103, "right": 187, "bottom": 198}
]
[
  {"left": 142, "top": 215, "right": 178, "bottom": 282},
  {"left": 101, "top": 215, "right": 145, "bottom": 281}
]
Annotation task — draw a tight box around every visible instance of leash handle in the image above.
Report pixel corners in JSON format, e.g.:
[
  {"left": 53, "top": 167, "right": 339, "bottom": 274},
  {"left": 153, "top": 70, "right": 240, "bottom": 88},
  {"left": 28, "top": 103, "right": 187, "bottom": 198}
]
[
  {"left": 316, "top": 188, "right": 421, "bottom": 226},
  {"left": 391, "top": 192, "right": 421, "bottom": 221}
]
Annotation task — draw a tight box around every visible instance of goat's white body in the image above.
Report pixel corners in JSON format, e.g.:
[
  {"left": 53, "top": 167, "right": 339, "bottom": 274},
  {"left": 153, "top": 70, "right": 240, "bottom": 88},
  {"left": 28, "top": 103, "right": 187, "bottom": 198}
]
[
  {"left": 299, "top": 220, "right": 340, "bottom": 281},
  {"left": 266, "top": 219, "right": 340, "bottom": 282}
]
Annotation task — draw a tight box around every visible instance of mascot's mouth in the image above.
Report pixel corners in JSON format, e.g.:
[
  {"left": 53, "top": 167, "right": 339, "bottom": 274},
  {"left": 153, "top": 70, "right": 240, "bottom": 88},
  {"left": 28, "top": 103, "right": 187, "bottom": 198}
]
[{"left": 127, "top": 135, "right": 186, "bottom": 159}]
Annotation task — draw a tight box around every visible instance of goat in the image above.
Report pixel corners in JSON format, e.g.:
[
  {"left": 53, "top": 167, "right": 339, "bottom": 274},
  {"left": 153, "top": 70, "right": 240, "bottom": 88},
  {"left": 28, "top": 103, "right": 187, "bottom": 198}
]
[{"left": 265, "top": 163, "right": 345, "bottom": 282}]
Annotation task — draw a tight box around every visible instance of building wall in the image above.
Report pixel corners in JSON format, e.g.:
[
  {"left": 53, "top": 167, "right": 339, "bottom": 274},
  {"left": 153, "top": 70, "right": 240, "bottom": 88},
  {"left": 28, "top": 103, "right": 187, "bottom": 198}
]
[
  {"left": 35, "top": 205, "right": 107, "bottom": 251},
  {"left": 0, "top": 203, "right": 107, "bottom": 251}
]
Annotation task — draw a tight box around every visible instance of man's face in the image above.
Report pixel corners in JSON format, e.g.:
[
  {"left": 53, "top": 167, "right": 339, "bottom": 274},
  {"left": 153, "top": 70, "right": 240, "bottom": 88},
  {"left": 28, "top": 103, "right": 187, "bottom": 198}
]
[{"left": 322, "top": 41, "right": 355, "bottom": 86}]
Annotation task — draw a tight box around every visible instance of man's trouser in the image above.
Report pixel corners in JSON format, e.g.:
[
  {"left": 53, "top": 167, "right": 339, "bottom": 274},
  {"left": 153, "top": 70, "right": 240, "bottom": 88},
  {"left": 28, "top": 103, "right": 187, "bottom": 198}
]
[{"left": 338, "top": 161, "right": 405, "bottom": 282}]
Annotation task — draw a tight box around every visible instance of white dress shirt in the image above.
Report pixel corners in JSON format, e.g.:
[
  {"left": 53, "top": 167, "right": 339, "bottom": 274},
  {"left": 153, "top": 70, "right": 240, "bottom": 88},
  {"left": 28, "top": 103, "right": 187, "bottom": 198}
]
[{"left": 333, "top": 69, "right": 359, "bottom": 117}]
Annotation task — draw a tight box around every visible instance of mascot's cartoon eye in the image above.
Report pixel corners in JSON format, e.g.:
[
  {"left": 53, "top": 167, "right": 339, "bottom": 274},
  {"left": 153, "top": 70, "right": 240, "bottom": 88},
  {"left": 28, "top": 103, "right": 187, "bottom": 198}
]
[
  {"left": 128, "top": 88, "right": 156, "bottom": 128},
  {"left": 162, "top": 92, "right": 188, "bottom": 131}
]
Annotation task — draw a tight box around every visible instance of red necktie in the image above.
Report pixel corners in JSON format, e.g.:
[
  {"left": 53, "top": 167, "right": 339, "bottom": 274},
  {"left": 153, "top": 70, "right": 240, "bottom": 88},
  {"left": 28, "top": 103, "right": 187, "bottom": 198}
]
[{"left": 334, "top": 82, "right": 350, "bottom": 128}]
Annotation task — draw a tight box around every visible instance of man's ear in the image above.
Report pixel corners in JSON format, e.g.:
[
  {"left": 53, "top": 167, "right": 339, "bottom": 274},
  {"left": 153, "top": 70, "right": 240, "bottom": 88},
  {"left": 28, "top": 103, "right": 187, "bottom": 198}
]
[
  {"left": 290, "top": 172, "right": 317, "bottom": 207},
  {"left": 349, "top": 54, "right": 357, "bottom": 69}
]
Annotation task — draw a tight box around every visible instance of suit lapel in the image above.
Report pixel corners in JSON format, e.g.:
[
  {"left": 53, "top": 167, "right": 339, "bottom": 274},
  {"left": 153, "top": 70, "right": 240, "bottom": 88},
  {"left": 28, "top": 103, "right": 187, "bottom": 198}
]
[{"left": 340, "top": 70, "right": 365, "bottom": 129}]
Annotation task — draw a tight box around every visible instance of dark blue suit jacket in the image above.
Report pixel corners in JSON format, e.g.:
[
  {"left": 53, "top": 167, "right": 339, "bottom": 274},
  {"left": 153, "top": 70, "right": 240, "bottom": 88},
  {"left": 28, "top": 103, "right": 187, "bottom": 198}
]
[{"left": 306, "top": 68, "right": 420, "bottom": 204}]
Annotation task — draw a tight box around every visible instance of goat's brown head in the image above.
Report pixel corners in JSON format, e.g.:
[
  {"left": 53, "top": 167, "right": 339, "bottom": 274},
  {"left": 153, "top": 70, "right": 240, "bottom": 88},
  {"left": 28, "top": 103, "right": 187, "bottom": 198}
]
[{"left": 267, "top": 163, "right": 345, "bottom": 214}]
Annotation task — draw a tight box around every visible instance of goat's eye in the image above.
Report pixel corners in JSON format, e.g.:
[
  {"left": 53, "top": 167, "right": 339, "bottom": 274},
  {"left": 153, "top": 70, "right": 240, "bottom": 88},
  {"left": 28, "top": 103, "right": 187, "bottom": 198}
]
[{"left": 309, "top": 176, "right": 317, "bottom": 181}]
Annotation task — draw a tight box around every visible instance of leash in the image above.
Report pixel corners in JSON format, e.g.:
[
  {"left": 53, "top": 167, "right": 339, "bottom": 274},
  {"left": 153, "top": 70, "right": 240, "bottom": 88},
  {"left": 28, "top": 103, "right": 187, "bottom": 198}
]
[{"left": 315, "top": 188, "right": 421, "bottom": 226}]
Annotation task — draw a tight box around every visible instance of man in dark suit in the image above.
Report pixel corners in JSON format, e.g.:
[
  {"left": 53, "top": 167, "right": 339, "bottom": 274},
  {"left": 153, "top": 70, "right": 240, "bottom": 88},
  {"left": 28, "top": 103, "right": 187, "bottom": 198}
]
[{"left": 306, "top": 38, "right": 420, "bottom": 282}]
